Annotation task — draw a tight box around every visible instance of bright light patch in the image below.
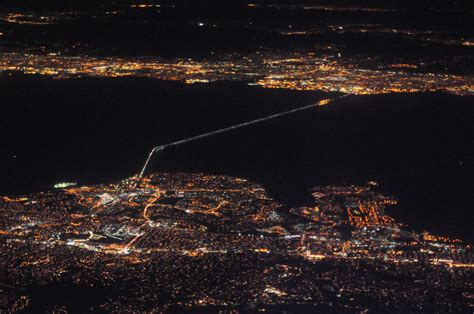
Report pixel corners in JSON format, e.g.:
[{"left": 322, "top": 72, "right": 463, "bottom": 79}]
[{"left": 54, "top": 182, "right": 77, "bottom": 189}]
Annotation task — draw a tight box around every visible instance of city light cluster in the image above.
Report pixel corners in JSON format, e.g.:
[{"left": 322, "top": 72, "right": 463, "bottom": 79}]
[
  {"left": 0, "top": 173, "right": 471, "bottom": 311},
  {"left": 1, "top": 52, "right": 472, "bottom": 95}
]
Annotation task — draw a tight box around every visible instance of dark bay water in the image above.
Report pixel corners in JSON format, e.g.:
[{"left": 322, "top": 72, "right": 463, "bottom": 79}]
[{"left": 0, "top": 76, "right": 472, "bottom": 241}]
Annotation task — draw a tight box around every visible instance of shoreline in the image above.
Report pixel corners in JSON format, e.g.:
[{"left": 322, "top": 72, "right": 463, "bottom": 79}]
[{"left": 1, "top": 76, "right": 471, "bottom": 241}]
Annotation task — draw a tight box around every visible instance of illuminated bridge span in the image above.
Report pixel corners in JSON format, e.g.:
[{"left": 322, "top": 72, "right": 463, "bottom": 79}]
[{"left": 138, "top": 95, "right": 348, "bottom": 177}]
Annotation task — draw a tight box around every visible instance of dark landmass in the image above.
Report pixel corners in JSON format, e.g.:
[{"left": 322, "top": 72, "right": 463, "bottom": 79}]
[
  {"left": 1, "top": 0, "right": 471, "bottom": 11},
  {"left": 1, "top": 0, "right": 472, "bottom": 65}
]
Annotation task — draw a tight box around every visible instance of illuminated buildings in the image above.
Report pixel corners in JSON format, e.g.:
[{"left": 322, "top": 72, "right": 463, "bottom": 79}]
[
  {"left": 0, "top": 52, "right": 472, "bottom": 96},
  {"left": 0, "top": 173, "right": 471, "bottom": 311}
]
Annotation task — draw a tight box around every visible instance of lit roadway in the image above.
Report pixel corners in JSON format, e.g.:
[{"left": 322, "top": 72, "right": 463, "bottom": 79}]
[{"left": 138, "top": 96, "right": 344, "bottom": 177}]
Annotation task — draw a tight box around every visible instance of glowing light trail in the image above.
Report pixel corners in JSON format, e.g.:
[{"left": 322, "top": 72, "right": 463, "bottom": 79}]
[{"left": 138, "top": 95, "right": 348, "bottom": 177}]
